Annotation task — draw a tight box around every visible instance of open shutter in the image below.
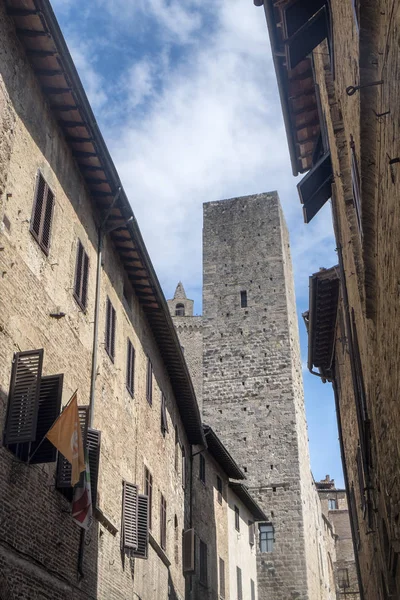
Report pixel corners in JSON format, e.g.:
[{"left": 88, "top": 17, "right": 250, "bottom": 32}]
[
  {"left": 74, "top": 241, "right": 84, "bottom": 303},
  {"left": 30, "top": 374, "right": 63, "bottom": 464},
  {"left": 81, "top": 251, "right": 89, "bottom": 309},
  {"left": 297, "top": 152, "right": 332, "bottom": 223},
  {"left": 237, "top": 566, "right": 243, "bottom": 600},
  {"left": 41, "top": 187, "right": 55, "bottom": 252},
  {"left": 161, "top": 393, "right": 168, "bottom": 435},
  {"left": 121, "top": 481, "right": 139, "bottom": 552},
  {"left": 87, "top": 428, "right": 101, "bottom": 509},
  {"left": 249, "top": 520, "right": 255, "bottom": 546},
  {"left": 133, "top": 494, "right": 149, "bottom": 559},
  {"left": 4, "top": 349, "right": 43, "bottom": 445},
  {"left": 31, "top": 173, "right": 46, "bottom": 239},
  {"left": 283, "top": 0, "right": 329, "bottom": 70},
  {"left": 56, "top": 406, "right": 89, "bottom": 491},
  {"left": 183, "top": 528, "right": 195, "bottom": 573}
]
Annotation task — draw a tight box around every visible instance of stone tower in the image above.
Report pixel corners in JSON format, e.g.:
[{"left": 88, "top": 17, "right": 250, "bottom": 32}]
[{"left": 202, "top": 192, "right": 319, "bottom": 600}]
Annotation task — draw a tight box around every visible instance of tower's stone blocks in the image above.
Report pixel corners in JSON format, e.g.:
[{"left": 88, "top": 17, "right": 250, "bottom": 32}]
[{"left": 202, "top": 192, "right": 315, "bottom": 599}]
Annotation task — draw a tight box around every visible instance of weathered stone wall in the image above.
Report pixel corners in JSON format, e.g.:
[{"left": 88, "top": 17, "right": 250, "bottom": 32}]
[
  {"left": 0, "top": 5, "right": 190, "bottom": 599},
  {"left": 201, "top": 192, "right": 321, "bottom": 599},
  {"left": 173, "top": 316, "right": 203, "bottom": 412}
]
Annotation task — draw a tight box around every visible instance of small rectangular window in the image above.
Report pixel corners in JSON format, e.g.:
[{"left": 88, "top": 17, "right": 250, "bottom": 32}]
[
  {"left": 105, "top": 297, "right": 116, "bottom": 361},
  {"left": 199, "top": 539, "right": 208, "bottom": 585},
  {"left": 73, "top": 240, "right": 89, "bottom": 310},
  {"left": 144, "top": 467, "right": 153, "bottom": 530},
  {"left": 146, "top": 356, "right": 153, "bottom": 405},
  {"left": 126, "top": 339, "right": 135, "bottom": 396},
  {"left": 161, "top": 392, "right": 169, "bottom": 436},
  {"left": 217, "top": 475, "right": 223, "bottom": 504},
  {"left": 219, "top": 557, "right": 225, "bottom": 598},
  {"left": 328, "top": 498, "right": 338, "bottom": 510},
  {"left": 259, "top": 523, "right": 274, "bottom": 552},
  {"left": 234, "top": 505, "right": 240, "bottom": 531},
  {"left": 30, "top": 171, "right": 55, "bottom": 255},
  {"left": 240, "top": 290, "right": 247, "bottom": 308},
  {"left": 251, "top": 578, "right": 256, "bottom": 600},
  {"left": 199, "top": 454, "right": 206, "bottom": 484},
  {"left": 160, "top": 493, "right": 167, "bottom": 550},
  {"left": 237, "top": 566, "right": 243, "bottom": 600}
]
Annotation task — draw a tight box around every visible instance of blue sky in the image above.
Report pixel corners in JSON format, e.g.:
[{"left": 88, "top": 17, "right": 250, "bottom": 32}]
[{"left": 51, "top": 0, "right": 344, "bottom": 487}]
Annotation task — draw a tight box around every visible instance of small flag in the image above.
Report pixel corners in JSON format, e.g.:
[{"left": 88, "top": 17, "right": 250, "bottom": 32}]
[
  {"left": 72, "top": 451, "right": 93, "bottom": 530},
  {"left": 46, "top": 392, "right": 85, "bottom": 486}
]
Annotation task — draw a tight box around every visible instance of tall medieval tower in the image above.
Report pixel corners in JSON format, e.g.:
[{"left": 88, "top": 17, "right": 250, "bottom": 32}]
[{"left": 169, "top": 192, "right": 324, "bottom": 600}]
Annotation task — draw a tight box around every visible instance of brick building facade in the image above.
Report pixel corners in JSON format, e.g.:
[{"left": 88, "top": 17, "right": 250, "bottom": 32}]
[{"left": 258, "top": 0, "right": 400, "bottom": 598}]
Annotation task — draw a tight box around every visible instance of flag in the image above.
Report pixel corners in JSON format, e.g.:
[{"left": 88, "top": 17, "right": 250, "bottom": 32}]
[
  {"left": 72, "top": 451, "right": 93, "bottom": 530},
  {"left": 46, "top": 392, "right": 85, "bottom": 486}
]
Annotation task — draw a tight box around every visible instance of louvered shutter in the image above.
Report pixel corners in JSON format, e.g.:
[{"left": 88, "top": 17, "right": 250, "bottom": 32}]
[
  {"left": 110, "top": 304, "right": 116, "bottom": 359},
  {"left": 30, "top": 374, "right": 63, "bottom": 464},
  {"left": 74, "top": 241, "right": 84, "bottom": 305},
  {"left": 41, "top": 187, "right": 55, "bottom": 252},
  {"left": 161, "top": 393, "right": 168, "bottom": 435},
  {"left": 105, "top": 298, "right": 111, "bottom": 354},
  {"left": 283, "top": 1, "right": 329, "bottom": 70},
  {"left": 31, "top": 173, "right": 46, "bottom": 239},
  {"left": 81, "top": 250, "right": 89, "bottom": 309},
  {"left": 183, "top": 528, "right": 195, "bottom": 573},
  {"left": 4, "top": 349, "right": 43, "bottom": 445},
  {"left": 87, "top": 428, "right": 101, "bottom": 509},
  {"left": 121, "top": 481, "right": 139, "bottom": 552},
  {"left": 56, "top": 406, "right": 88, "bottom": 490},
  {"left": 133, "top": 494, "right": 149, "bottom": 559},
  {"left": 297, "top": 152, "right": 333, "bottom": 223}
]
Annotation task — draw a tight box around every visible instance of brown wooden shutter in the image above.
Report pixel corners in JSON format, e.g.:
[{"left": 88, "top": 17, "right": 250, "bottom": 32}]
[
  {"left": 146, "top": 356, "right": 152, "bottom": 404},
  {"left": 4, "top": 349, "right": 44, "bottom": 445},
  {"left": 87, "top": 428, "right": 101, "bottom": 509},
  {"left": 183, "top": 528, "right": 195, "bottom": 573},
  {"left": 144, "top": 467, "right": 153, "bottom": 530},
  {"left": 126, "top": 339, "right": 135, "bottom": 396},
  {"left": 133, "top": 494, "right": 149, "bottom": 559},
  {"left": 160, "top": 494, "right": 167, "bottom": 550},
  {"left": 81, "top": 251, "right": 89, "bottom": 309},
  {"left": 30, "top": 374, "right": 63, "bottom": 464},
  {"left": 121, "top": 481, "right": 139, "bottom": 552},
  {"left": 161, "top": 393, "right": 168, "bottom": 435},
  {"left": 74, "top": 241, "right": 84, "bottom": 302},
  {"left": 31, "top": 173, "right": 46, "bottom": 239},
  {"left": 249, "top": 520, "right": 255, "bottom": 546},
  {"left": 105, "top": 298, "right": 116, "bottom": 360},
  {"left": 41, "top": 187, "right": 55, "bottom": 252},
  {"left": 283, "top": 0, "right": 329, "bottom": 70},
  {"left": 56, "top": 406, "right": 89, "bottom": 491},
  {"left": 110, "top": 303, "right": 116, "bottom": 359},
  {"left": 30, "top": 173, "right": 55, "bottom": 254}
]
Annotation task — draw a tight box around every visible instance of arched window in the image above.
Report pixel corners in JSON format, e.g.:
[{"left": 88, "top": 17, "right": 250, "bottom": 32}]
[{"left": 175, "top": 303, "right": 185, "bottom": 316}]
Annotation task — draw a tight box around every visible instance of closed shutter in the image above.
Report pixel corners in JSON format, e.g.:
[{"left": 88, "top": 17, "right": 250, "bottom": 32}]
[
  {"left": 161, "top": 393, "right": 168, "bottom": 435},
  {"left": 144, "top": 467, "right": 153, "bottom": 530},
  {"left": 297, "top": 152, "right": 333, "bottom": 223},
  {"left": 249, "top": 520, "right": 255, "bottom": 546},
  {"left": 146, "top": 356, "right": 152, "bottom": 404},
  {"left": 73, "top": 241, "right": 90, "bottom": 310},
  {"left": 105, "top": 298, "right": 116, "bottom": 361},
  {"left": 237, "top": 566, "right": 243, "bottom": 600},
  {"left": 283, "top": 0, "right": 329, "bottom": 70},
  {"left": 219, "top": 557, "right": 225, "bottom": 599},
  {"left": 29, "top": 374, "right": 63, "bottom": 464},
  {"left": 160, "top": 494, "right": 167, "bottom": 550},
  {"left": 56, "top": 406, "right": 89, "bottom": 491},
  {"left": 183, "top": 528, "right": 195, "bottom": 573},
  {"left": 121, "top": 481, "right": 139, "bottom": 552},
  {"left": 4, "top": 349, "right": 44, "bottom": 445},
  {"left": 133, "top": 494, "right": 149, "bottom": 559},
  {"left": 199, "top": 539, "right": 208, "bottom": 584},
  {"left": 30, "top": 172, "right": 55, "bottom": 254},
  {"left": 251, "top": 578, "right": 256, "bottom": 600},
  {"left": 126, "top": 339, "right": 135, "bottom": 396},
  {"left": 87, "top": 428, "right": 101, "bottom": 509}
]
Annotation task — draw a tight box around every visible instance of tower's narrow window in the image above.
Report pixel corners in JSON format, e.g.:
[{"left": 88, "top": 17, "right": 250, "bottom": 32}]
[
  {"left": 240, "top": 291, "right": 247, "bottom": 308},
  {"left": 175, "top": 303, "right": 185, "bottom": 316}
]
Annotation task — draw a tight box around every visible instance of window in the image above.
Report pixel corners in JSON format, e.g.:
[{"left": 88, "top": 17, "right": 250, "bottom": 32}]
[
  {"left": 249, "top": 520, "right": 255, "bottom": 546},
  {"left": 199, "top": 539, "right": 208, "bottom": 585},
  {"left": 338, "top": 568, "right": 350, "bottom": 589},
  {"left": 146, "top": 356, "right": 153, "bottom": 405},
  {"left": 105, "top": 297, "right": 116, "bottom": 361},
  {"left": 240, "top": 291, "right": 247, "bottom": 308},
  {"left": 251, "top": 578, "right": 256, "bottom": 600},
  {"left": 234, "top": 505, "right": 240, "bottom": 531},
  {"left": 199, "top": 454, "right": 206, "bottom": 484},
  {"left": 73, "top": 240, "right": 89, "bottom": 310},
  {"left": 144, "top": 467, "right": 153, "bottom": 530},
  {"left": 350, "top": 136, "right": 362, "bottom": 234},
  {"left": 161, "top": 392, "right": 168, "bottom": 436},
  {"left": 328, "top": 498, "right": 338, "bottom": 510},
  {"left": 160, "top": 493, "right": 167, "bottom": 550},
  {"left": 174, "top": 515, "right": 179, "bottom": 565},
  {"left": 175, "top": 426, "right": 179, "bottom": 471},
  {"left": 175, "top": 303, "right": 185, "bottom": 316},
  {"left": 217, "top": 475, "right": 223, "bottom": 504},
  {"left": 126, "top": 339, "right": 135, "bottom": 396},
  {"left": 236, "top": 566, "right": 243, "bottom": 600},
  {"left": 30, "top": 171, "right": 55, "bottom": 255},
  {"left": 259, "top": 523, "right": 274, "bottom": 552},
  {"left": 219, "top": 557, "right": 225, "bottom": 599},
  {"left": 182, "top": 446, "right": 186, "bottom": 489}
]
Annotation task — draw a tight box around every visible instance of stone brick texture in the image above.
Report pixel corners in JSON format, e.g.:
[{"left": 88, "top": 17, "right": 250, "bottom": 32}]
[
  {"left": 0, "top": 5, "right": 191, "bottom": 598},
  {"left": 311, "top": 1, "right": 400, "bottom": 598}
]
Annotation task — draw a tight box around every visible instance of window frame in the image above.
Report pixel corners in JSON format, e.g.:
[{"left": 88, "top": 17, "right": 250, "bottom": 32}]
[
  {"left": 234, "top": 505, "right": 240, "bottom": 532},
  {"left": 236, "top": 566, "right": 243, "bottom": 600},
  {"left": 240, "top": 290, "right": 247, "bottom": 308},
  {"left": 328, "top": 498, "right": 338, "bottom": 510},
  {"left": 30, "top": 170, "right": 55, "bottom": 256},
  {"left": 259, "top": 523, "right": 274, "bottom": 553},
  {"left": 175, "top": 303, "right": 185, "bottom": 316}
]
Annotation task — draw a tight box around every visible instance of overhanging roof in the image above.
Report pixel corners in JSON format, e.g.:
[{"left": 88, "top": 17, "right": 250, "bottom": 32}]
[
  {"left": 229, "top": 483, "right": 267, "bottom": 522},
  {"left": 5, "top": 0, "right": 205, "bottom": 446},
  {"left": 203, "top": 426, "right": 245, "bottom": 481},
  {"left": 307, "top": 266, "right": 340, "bottom": 380}
]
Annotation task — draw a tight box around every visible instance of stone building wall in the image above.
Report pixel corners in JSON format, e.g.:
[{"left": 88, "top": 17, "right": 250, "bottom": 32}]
[
  {"left": 201, "top": 192, "right": 321, "bottom": 600},
  {"left": 0, "top": 4, "right": 193, "bottom": 598}
]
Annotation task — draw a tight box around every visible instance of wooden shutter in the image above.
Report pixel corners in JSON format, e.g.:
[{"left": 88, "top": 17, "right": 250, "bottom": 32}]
[
  {"left": 56, "top": 406, "right": 89, "bottom": 490},
  {"left": 160, "top": 494, "right": 167, "bottom": 550},
  {"left": 87, "top": 428, "right": 101, "bottom": 509},
  {"left": 350, "top": 137, "right": 362, "bottom": 234},
  {"left": 133, "top": 494, "right": 149, "bottom": 559},
  {"left": 146, "top": 356, "right": 152, "bottom": 404},
  {"left": 30, "top": 172, "right": 55, "bottom": 254},
  {"left": 249, "top": 520, "right": 255, "bottom": 546},
  {"left": 144, "top": 467, "right": 153, "bottom": 530},
  {"left": 161, "top": 393, "right": 168, "bottom": 435},
  {"left": 283, "top": 0, "right": 329, "bottom": 70},
  {"left": 4, "top": 349, "right": 43, "bottom": 445},
  {"left": 251, "top": 578, "right": 256, "bottom": 600},
  {"left": 29, "top": 374, "right": 63, "bottom": 464},
  {"left": 105, "top": 298, "right": 116, "bottom": 360},
  {"left": 183, "top": 528, "right": 195, "bottom": 573},
  {"left": 219, "top": 557, "right": 225, "bottom": 599},
  {"left": 73, "top": 241, "right": 89, "bottom": 310},
  {"left": 121, "top": 481, "right": 139, "bottom": 552},
  {"left": 126, "top": 339, "right": 135, "bottom": 396},
  {"left": 237, "top": 566, "right": 243, "bottom": 600},
  {"left": 31, "top": 173, "right": 46, "bottom": 239},
  {"left": 297, "top": 152, "right": 333, "bottom": 223},
  {"left": 199, "top": 539, "right": 208, "bottom": 584},
  {"left": 41, "top": 187, "right": 55, "bottom": 252}
]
